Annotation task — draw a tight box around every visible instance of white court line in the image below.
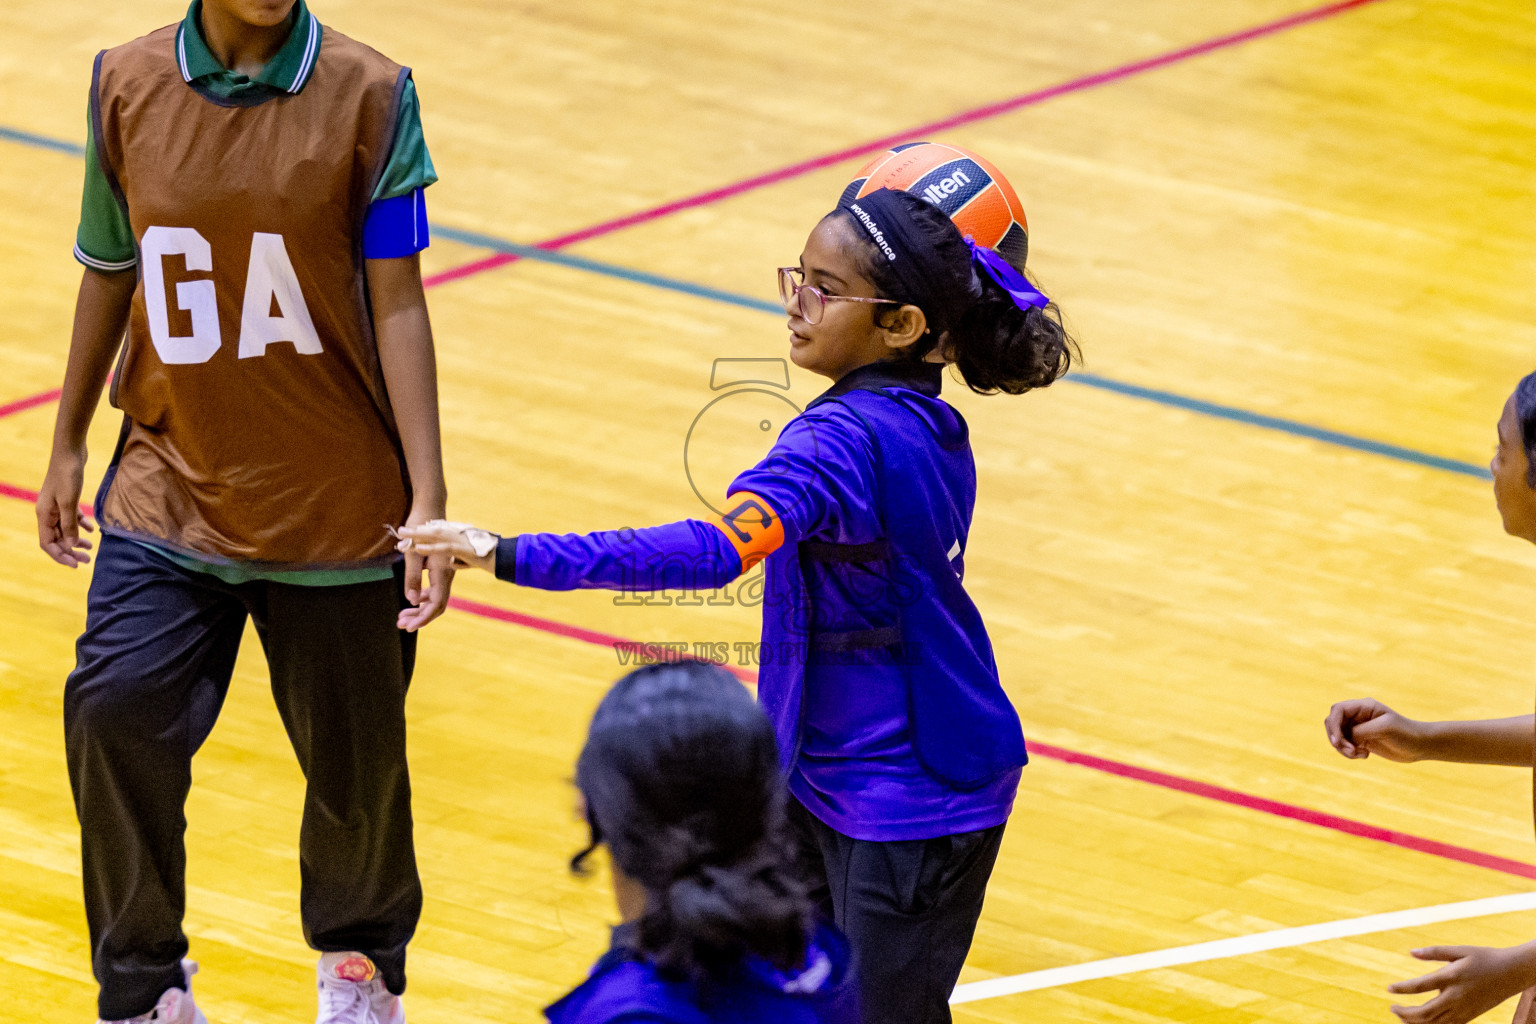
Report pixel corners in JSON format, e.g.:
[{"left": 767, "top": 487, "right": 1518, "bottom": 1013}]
[{"left": 951, "top": 890, "right": 1536, "bottom": 1005}]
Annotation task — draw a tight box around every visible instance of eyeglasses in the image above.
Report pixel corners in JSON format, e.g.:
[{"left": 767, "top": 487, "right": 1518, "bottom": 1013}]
[{"left": 778, "top": 267, "right": 900, "bottom": 326}]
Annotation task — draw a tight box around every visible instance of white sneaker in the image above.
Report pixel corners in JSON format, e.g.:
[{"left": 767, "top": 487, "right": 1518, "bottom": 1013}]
[
  {"left": 316, "top": 952, "right": 403, "bottom": 1024},
  {"left": 98, "top": 960, "right": 208, "bottom": 1024}
]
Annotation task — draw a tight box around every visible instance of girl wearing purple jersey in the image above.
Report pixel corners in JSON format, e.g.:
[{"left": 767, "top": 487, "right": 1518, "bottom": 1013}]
[{"left": 404, "top": 185, "right": 1075, "bottom": 1022}]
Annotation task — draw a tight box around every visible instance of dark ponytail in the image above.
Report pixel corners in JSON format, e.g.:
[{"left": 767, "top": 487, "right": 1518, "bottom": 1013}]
[
  {"left": 950, "top": 275, "right": 1074, "bottom": 396},
  {"left": 835, "top": 191, "right": 1078, "bottom": 396},
  {"left": 572, "top": 661, "right": 814, "bottom": 982}
]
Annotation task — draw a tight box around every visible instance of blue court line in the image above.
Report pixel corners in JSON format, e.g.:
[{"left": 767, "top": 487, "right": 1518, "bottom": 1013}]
[
  {"left": 1, "top": 123, "right": 1493, "bottom": 481},
  {"left": 431, "top": 227, "right": 1492, "bottom": 481},
  {"left": 432, "top": 226, "right": 783, "bottom": 316},
  {"left": 1070, "top": 374, "right": 1490, "bottom": 478},
  {"left": 0, "top": 125, "right": 85, "bottom": 157}
]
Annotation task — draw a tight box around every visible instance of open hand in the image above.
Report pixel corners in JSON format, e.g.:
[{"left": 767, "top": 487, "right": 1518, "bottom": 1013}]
[
  {"left": 395, "top": 507, "right": 458, "bottom": 632},
  {"left": 1324, "top": 698, "right": 1427, "bottom": 762},
  {"left": 1388, "top": 943, "right": 1536, "bottom": 1024},
  {"left": 36, "top": 450, "right": 95, "bottom": 568},
  {"left": 395, "top": 519, "right": 499, "bottom": 574}
]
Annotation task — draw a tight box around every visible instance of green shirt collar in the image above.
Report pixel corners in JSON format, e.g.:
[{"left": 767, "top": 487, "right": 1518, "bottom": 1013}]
[{"left": 176, "top": 0, "right": 321, "bottom": 94}]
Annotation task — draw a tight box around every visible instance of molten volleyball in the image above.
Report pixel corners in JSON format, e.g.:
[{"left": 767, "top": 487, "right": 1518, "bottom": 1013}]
[{"left": 839, "top": 142, "right": 1029, "bottom": 272}]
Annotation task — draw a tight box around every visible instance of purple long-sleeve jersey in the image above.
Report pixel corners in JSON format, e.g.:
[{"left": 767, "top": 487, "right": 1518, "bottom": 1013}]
[{"left": 499, "top": 363, "right": 1024, "bottom": 841}]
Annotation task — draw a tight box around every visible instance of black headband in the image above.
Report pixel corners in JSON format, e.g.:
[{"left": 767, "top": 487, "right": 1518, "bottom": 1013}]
[
  {"left": 840, "top": 188, "right": 970, "bottom": 337},
  {"left": 839, "top": 188, "right": 1051, "bottom": 339}
]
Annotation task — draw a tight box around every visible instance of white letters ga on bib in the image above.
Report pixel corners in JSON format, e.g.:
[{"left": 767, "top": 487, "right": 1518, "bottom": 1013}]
[{"left": 140, "top": 226, "right": 322, "bottom": 365}]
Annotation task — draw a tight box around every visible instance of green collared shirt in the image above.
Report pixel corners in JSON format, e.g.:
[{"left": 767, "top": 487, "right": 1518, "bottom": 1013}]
[
  {"left": 176, "top": 0, "right": 324, "bottom": 98},
  {"left": 74, "top": 0, "right": 436, "bottom": 273},
  {"left": 79, "top": 0, "right": 435, "bottom": 586}
]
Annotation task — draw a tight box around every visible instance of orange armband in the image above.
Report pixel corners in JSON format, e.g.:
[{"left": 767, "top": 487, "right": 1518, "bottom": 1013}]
[{"left": 707, "top": 492, "right": 786, "bottom": 572}]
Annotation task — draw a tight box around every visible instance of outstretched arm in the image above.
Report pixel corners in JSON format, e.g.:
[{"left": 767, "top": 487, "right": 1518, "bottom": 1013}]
[
  {"left": 37, "top": 267, "right": 135, "bottom": 568},
  {"left": 1325, "top": 699, "right": 1534, "bottom": 766},
  {"left": 396, "top": 404, "right": 867, "bottom": 606},
  {"left": 397, "top": 492, "right": 785, "bottom": 595}
]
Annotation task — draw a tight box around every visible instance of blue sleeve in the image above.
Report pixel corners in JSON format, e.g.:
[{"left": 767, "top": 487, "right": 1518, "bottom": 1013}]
[
  {"left": 362, "top": 187, "right": 429, "bottom": 259},
  {"left": 727, "top": 406, "right": 879, "bottom": 544},
  {"left": 509, "top": 519, "right": 744, "bottom": 593}
]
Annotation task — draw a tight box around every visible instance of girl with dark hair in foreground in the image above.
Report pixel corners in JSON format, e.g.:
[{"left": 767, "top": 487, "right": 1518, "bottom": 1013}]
[{"left": 548, "top": 660, "right": 857, "bottom": 1024}]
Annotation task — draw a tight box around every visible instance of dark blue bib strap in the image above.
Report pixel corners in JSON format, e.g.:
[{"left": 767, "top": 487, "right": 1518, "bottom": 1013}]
[
  {"left": 810, "top": 626, "right": 903, "bottom": 652},
  {"left": 801, "top": 540, "right": 890, "bottom": 563}
]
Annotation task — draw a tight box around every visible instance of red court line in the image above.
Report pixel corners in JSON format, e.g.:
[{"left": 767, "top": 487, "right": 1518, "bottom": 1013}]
[
  {"left": 424, "top": 255, "right": 514, "bottom": 289},
  {"left": 434, "top": 589, "right": 1536, "bottom": 883},
  {"left": 0, "top": 388, "right": 62, "bottom": 420},
  {"left": 1029, "top": 742, "right": 1536, "bottom": 881},
  {"left": 447, "top": 596, "right": 757, "bottom": 683},
  {"left": 6, "top": 467, "right": 1529, "bottom": 883},
  {"left": 447, "top": 582, "right": 1536, "bottom": 879},
  {"left": 0, "top": 374, "right": 114, "bottom": 423},
  {"left": 422, "top": 0, "right": 1387, "bottom": 290},
  {"left": 5, "top": 479, "right": 94, "bottom": 518},
  {"left": 0, "top": 481, "right": 40, "bottom": 503},
  {"left": 6, "top": 460, "right": 1526, "bottom": 880}
]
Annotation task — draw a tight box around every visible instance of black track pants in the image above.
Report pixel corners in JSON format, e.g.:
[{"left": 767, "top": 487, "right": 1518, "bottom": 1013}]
[
  {"left": 788, "top": 797, "right": 1006, "bottom": 1024},
  {"left": 65, "top": 535, "right": 421, "bottom": 1020}
]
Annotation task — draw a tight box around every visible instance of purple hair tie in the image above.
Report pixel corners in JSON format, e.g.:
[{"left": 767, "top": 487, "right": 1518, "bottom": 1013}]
[{"left": 967, "top": 238, "right": 1049, "bottom": 311}]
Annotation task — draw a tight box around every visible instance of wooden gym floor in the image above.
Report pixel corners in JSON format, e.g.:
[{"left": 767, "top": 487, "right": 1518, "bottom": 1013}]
[{"left": 3, "top": 0, "right": 1536, "bottom": 1020}]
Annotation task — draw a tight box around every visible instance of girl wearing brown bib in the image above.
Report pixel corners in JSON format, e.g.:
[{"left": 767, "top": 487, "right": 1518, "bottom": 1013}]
[{"left": 35, "top": 1, "right": 452, "bottom": 1021}]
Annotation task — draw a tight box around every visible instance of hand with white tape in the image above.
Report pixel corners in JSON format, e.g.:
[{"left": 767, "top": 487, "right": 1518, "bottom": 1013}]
[{"left": 392, "top": 519, "right": 500, "bottom": 573}]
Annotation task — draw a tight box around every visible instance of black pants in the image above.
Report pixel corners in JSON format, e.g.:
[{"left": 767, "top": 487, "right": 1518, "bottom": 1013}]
[
  {"left": 788, "top": 798, "right": 1005, "bottom": 1024},
  {"left": 65, "top": 535, "right": 421, "bottom": 1020}
]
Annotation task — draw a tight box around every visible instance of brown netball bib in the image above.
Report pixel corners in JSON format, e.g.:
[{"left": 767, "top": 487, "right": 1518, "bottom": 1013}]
[{"left": 91, "top": 23, "right": 412, "bottom": 568}]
